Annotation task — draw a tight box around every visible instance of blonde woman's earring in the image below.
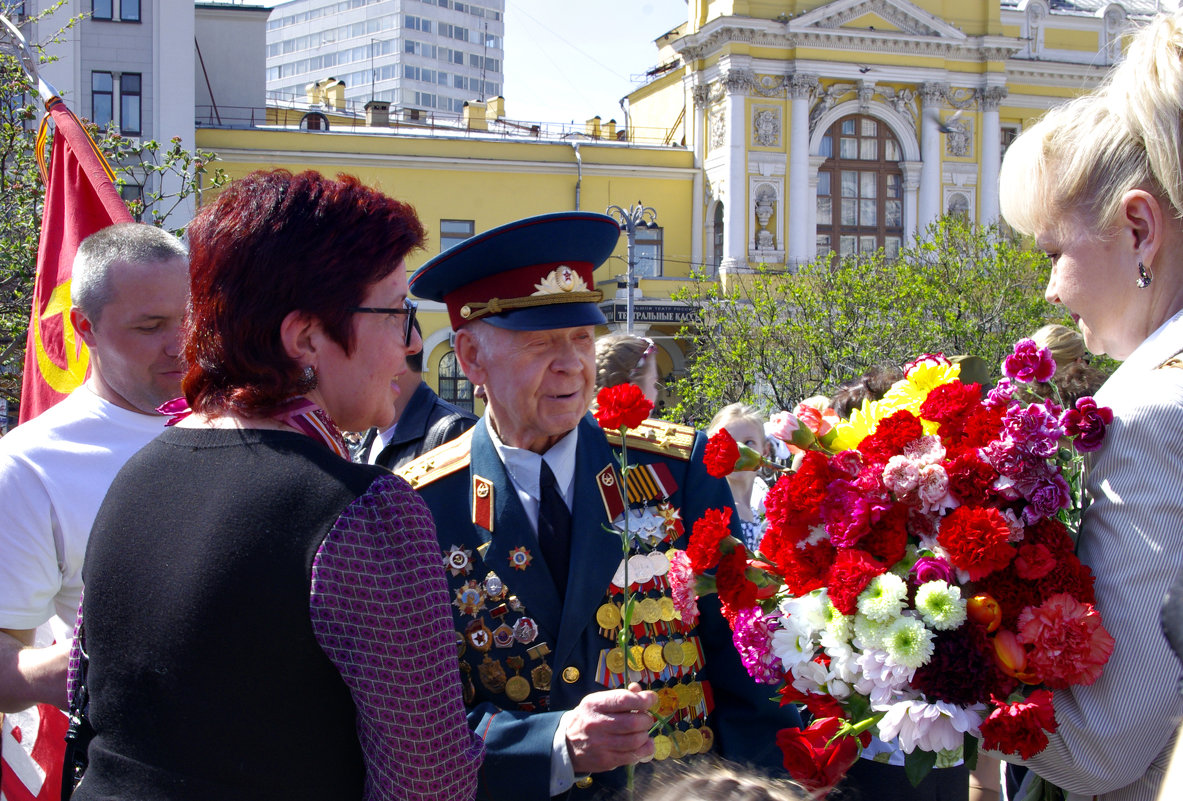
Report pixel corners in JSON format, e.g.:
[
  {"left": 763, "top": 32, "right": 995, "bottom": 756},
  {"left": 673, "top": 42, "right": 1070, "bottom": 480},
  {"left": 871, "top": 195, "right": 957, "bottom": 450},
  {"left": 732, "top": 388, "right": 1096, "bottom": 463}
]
[{"left": 1137, "top": 262, "right": 1153, "bottom": 289}]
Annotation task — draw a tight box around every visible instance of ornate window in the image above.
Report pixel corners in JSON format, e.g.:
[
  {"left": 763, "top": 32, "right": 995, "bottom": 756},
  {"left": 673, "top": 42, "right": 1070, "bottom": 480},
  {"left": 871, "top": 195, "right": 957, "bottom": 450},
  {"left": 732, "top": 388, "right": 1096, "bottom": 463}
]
[
  {"left": 438, "top": 351, "right": 474, "bottom": 412},
  {"left": 816, "top": 115, "right": 905, "bottom": 259}
]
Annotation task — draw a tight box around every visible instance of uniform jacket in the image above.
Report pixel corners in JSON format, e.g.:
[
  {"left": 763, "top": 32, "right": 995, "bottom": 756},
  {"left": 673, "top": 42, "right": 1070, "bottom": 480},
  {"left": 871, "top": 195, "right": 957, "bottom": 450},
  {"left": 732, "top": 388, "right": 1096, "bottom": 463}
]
[
  {"left": 357, "top": 381, "right": 476, "bottom": 470},
  {"left": 401, "top": 413, "right": 801, "bottom": 800}
]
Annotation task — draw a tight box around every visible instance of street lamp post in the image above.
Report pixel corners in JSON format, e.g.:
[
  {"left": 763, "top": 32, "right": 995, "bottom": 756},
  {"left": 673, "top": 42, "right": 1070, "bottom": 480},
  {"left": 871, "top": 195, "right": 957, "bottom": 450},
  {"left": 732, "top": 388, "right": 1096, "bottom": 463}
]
[{"left": 605, "top": 201, "right": 657, "bottom": 334}]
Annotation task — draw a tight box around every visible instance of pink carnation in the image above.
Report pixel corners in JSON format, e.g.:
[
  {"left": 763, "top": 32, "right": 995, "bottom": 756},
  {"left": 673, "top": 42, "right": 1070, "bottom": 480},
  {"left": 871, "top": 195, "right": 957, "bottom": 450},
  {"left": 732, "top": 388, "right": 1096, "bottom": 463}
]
[
  {"left": 1062, "top": 397, "right": 1113, "bottom": 454},
  {"left": 732, "top": 607, "right": 782, "bottom": 685},
  {"left": 1004, "top": 339, "right": 1057, "bottom": 384},
  {"left": 882, "top": 456, "right": 921, "bottom": 497},
  {"left": 767, "top": 411, "right": 801, "bottom": 442},
  {"left": 1018, "top": 593, "right": 1115, "bottom": 689},
  {"left": 667, "top": 549, "right": 700, "bottom": 627},
  {"left": 917, "top": 463, "right": 954, "bottom": 513}
]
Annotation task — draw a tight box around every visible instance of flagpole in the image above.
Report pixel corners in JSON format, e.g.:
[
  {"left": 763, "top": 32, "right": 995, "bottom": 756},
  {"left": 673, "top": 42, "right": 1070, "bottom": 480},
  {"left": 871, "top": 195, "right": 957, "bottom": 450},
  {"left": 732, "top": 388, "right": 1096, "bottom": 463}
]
[{"left": 0, "top": 12, "right": 60, "bottom": 104}]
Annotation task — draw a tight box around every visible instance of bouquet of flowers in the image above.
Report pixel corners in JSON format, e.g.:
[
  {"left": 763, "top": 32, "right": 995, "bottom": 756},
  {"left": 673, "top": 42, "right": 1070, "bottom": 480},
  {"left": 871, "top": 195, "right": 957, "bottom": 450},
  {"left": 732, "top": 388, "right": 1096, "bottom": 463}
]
[{"left": 669, "top": 342, "right": 1116, "bottom": 794}]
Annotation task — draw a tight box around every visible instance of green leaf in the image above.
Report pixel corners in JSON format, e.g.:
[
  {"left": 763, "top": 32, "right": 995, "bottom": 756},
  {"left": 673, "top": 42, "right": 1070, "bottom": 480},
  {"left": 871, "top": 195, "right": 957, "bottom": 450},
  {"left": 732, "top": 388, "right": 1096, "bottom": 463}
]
[
  {"left": 904, "top": 748, "right": 938, "bottom": 788},
  {"left": 963, "top": 732, "right": 979, "bottom": 770}
]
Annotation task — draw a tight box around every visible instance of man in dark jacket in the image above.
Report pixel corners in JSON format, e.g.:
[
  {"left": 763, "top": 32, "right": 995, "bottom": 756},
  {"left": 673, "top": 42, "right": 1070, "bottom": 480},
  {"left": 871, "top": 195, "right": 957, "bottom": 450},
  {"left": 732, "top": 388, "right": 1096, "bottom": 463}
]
[{"left": 356, "top": 319, "right": 477, "bottom": 469}]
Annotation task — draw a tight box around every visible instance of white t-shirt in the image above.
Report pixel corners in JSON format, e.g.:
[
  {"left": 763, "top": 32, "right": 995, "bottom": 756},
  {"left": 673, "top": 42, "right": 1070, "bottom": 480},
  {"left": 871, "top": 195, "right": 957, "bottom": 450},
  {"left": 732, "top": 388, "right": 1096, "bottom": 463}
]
[{"left": 0, "top": 385, "right": 167, "bottom": 631}]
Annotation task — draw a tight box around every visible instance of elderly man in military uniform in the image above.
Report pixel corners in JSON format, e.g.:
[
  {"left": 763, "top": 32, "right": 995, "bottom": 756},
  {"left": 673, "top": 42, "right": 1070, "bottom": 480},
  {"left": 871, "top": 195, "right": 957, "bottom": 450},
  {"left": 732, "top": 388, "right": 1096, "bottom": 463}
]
[{"left": 399, "top": 212, "right": 801, "bottom": 800}]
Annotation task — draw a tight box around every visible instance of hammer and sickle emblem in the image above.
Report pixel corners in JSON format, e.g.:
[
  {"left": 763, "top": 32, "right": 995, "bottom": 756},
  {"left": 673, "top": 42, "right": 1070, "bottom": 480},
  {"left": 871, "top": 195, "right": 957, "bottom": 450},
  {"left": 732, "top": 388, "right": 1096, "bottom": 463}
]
[{"left": 32, "top": 280, "right": 89, "bottom": 394}]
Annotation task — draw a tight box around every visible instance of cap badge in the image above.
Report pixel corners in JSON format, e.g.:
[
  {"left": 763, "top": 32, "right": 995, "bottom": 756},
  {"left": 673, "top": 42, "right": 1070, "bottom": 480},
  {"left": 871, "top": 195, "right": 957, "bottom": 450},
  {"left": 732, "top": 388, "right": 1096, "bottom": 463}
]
[{"left": 533, "top": 265, "right": 588, "bottom": 296}]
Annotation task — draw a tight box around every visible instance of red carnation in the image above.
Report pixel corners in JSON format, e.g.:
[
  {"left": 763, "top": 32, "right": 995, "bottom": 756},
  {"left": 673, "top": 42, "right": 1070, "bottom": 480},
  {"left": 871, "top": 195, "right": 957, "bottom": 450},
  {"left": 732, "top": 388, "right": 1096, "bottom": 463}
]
[
  {"left": 826, "top": 548, "right": 887, "bottom": 615},
  {"left": 1014, "top": 543, "right": 1056, "bottom": 580},
  {"left": 777, "top": 717, "right": 865, "bottom": 793},
  {"left": 860, "top": 502, "right": 908, "bottom": 567},
  {"left": 859, "top": 410, "right": 924, "bottom": 464},
  {"left": 593, "top": 383, "right": 653, "bottom": 431},
  {"left": 687, "top": 506, "right": 734, "bottom": 572},
  {"left": 920, "top": 380, "right": 982, "bottom": 425},
  {"left": 764, "top": 451, "right": 832, "bottom": 530},
  {"left": 770, "top": 541, "right": 835, "bottom": 597},
  {"left": 704, "top": 428, "right": 741, "bottom": 478},
  {"left": 1025, "top": 517, "right": 1075, "bottom": 556},
  {"left": 937, "top": 506, "right": 1016, "bottom": 581},
  {"left": 980, "top": 690, "right": 1058, "bottom": 759},
  {"left": 946, "top": 451, "right": 999, "bottom": 506},
  {"left": 717, "top": 547, "right": 757, "bottom": 623}
]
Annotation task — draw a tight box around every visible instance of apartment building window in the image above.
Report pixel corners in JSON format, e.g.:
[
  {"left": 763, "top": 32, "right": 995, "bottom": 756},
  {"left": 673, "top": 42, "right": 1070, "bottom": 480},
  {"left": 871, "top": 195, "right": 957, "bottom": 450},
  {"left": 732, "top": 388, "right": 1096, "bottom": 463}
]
[
  {"left": 91, "top": 71, "right": 141, "bottom": 135},
  {"left": 816, "top": 114, "right": 905, "bottom": 259},
  {"left": 438, "top": 352, "right": 474, "bottom": 412},
  {"left": 120, "top": 73, "right": 141, "bottom": 135},
  {"left": 440, "top": 219, "right": 473, "bottom": 252},
  {"left": 92, "top": 0, "right": 139, "bottom": 22},
  {"left": 92, "top": 71, "right": 113, "bottom": 128},
  {"left": 634, "top": 226, "right": 663, "bottom": 278}
]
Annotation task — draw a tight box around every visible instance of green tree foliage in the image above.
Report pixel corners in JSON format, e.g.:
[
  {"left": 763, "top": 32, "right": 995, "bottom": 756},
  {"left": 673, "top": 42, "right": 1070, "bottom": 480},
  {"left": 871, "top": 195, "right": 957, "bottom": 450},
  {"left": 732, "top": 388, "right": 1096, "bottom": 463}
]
[
  {"left": 668, "top": 216, "right": 1068, "bottom": 423},
  {"left": 0, "top": 4, "right": 227, "bottom": 416}
]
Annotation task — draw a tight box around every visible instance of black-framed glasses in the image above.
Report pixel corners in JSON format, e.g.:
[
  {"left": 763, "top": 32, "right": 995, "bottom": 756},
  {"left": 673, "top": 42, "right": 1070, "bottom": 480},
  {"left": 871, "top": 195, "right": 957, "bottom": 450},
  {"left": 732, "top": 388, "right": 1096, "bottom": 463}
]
[{"left": 348, "top": 299, "right": 418, "bottom": 346}]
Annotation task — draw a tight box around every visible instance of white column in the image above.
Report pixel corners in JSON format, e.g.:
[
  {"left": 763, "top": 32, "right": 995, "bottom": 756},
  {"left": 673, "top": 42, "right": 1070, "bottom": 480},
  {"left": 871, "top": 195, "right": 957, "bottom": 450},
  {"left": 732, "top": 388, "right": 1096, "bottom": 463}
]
[
  {"left": 979, "top": 86, "right": 1007, "bottom": 224},
  {"left": 719, "top": 68, "right": 752, "bottom": 273},
  {"left": 788, "top": 74, "right": 818, "bottom": 268},
  {"left": 919, "top": 83, "right": 944, "bottom": 234},
  {"left": 900, "top": 161, "right": 923, "bottom": 241},
  {"left": 690, "top": 82, "right": 709, "bottom": 269},
  {"left": 807, "top": 155, "right": 828, "bottom": 261}
]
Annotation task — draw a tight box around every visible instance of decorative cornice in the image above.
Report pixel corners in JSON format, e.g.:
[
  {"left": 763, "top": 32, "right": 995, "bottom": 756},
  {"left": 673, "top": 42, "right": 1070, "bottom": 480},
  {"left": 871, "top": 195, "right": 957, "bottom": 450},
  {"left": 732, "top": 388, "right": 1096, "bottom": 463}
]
[{"left": 980, "top": 86, "right": 1008, "bottom": 111}]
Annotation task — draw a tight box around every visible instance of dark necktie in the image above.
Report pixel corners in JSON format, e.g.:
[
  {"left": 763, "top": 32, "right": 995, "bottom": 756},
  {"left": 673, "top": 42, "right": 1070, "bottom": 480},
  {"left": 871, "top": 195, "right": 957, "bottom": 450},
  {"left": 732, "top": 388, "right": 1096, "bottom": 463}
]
[{"left": 538, "top": 459, "right": 572, "bottom": 598}]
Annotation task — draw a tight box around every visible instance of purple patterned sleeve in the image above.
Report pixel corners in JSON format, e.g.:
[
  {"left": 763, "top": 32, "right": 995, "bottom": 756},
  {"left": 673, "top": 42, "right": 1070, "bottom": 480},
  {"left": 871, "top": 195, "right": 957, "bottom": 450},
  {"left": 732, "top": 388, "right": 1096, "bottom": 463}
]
[{"left": 309, "top": 473, "right": 482, "bottom": 801}]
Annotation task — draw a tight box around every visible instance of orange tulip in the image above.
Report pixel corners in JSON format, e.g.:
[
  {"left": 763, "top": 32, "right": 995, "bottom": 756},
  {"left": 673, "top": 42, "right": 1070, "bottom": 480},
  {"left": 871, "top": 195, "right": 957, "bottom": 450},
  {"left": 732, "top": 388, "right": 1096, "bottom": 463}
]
[{"left": 967, "top": 594, "right": 1002, "bottom": 633}]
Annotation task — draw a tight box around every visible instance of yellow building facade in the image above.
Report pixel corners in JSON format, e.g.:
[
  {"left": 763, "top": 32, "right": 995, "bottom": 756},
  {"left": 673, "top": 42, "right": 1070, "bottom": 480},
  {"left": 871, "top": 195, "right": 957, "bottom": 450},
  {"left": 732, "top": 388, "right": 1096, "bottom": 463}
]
[{"left": 195, "top": 0, "right": 1151, "bottom": 415}]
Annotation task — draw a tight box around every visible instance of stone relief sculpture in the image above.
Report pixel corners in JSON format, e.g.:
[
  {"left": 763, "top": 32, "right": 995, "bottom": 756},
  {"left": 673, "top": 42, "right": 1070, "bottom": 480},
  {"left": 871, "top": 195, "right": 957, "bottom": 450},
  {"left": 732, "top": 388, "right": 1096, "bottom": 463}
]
[
  {"left": 753, "top": 109, "right": 780, "bottom": 147},
  {"left": 754, "top": 185, "right": 777, "bottom": 250},
  {"left": 709, "top": 105, "right": 726, "bottom": 151},
  {"left": 944, "top": 118, "right": 972, "bottom": 157}
]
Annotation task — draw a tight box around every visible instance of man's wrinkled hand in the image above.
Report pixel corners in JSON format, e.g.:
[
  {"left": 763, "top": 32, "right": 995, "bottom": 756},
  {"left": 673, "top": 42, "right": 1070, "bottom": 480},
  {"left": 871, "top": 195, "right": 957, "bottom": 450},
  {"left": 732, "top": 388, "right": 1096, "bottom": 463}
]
[{"left": 565, "top": 683, "right": 657, "bottom": 774}]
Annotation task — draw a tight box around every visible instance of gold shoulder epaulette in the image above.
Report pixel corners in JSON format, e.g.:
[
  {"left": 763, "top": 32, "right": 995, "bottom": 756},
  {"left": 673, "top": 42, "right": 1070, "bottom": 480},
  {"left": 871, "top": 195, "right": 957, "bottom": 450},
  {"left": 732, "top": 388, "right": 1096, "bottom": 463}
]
[
  {"left": 604, "top": 418, "right": 697, "bottom": 460},
  {"left": 396, "top": 428, "right": 473, "bottom": 489}
]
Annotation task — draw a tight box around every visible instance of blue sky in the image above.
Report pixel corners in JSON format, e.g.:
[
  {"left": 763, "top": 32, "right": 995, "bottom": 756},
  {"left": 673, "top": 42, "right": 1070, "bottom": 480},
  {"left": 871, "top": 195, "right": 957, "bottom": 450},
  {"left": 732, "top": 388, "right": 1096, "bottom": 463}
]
[{"left": 501, "top": 0, "right": 688, "bottom": 124}]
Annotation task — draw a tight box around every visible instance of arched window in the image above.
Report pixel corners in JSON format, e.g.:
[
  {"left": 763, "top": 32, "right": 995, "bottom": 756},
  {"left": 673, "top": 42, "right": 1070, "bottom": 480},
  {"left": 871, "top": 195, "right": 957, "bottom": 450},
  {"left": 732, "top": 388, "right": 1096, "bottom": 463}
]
[
  {"left": 816, "top": 114, "right": 905, "bottom": 259},
  {"left": 437, "top": 351, "right": 474, "bottom": 412},
  {"left": 711, "top": 203, "right": 724, "bottom": 273}
]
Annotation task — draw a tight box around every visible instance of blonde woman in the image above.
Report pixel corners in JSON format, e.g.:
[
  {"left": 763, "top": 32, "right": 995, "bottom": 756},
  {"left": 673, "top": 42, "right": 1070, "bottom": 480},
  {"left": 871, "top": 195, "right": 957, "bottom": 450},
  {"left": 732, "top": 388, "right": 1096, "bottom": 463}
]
[
  {"left": 706, "top": 403, "right": 768, "bottom": 551},
  {"left": 594, "top": 332, "right": 660, "bottom": 404},
  {"left": 993, "top": 11, "right": 1183, "bottom": 801}
]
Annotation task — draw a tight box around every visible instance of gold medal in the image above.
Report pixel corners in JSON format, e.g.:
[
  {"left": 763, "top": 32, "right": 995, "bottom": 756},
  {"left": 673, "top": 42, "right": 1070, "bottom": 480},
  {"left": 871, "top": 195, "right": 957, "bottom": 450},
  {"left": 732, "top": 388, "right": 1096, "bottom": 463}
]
[
  {"left": 674, "top": 683, "right": 693, "bottom": 709},
  {"left": 638, "top": 598, "right": 661, "bottom": 624},
  {"left": 478, "top": 655, "right": 507, "bottom": 694},
  {"left": 628, "top": 645, "right": 644, "bottom": 672},
  {"left": 663, "top": 640, "right": 684, "bottom": 667},
  {"left": 643, "top": 643, "right": 666, "bottom": 672},
  {"left": 699, "top": 725, "right": 714, "bottom": 752},
  {"left": 596, "top": 602, "right": 622, "bottom": 630},
  {"left": 657, "top": 597, "right": 676, "bottom": 622},
  {"left": 689, "top": 681, "right": 705, "bottom": 707},
  {"left": 683, "top": 727, "right": 704, "bottom": 755},
  {"left": 652, "top": 734, "right": 672, "bottom": 761},
  {"left": 682, "top": 640, "right": 698, "bottom": 670},
  {"left": 657, "top": 687, "right": 679, "bottom": 717},
  {"left": 531, "top": 661, "right": 553, "bottom": 691},
  {"left": 671, "top": 730, "right": 688, "bottom": 759},
  {"left": 505, "top": 675, "right": 531, "bottom": 702},
  {"left": 605, "top": 647, "right": 627, "bottom": 675}
]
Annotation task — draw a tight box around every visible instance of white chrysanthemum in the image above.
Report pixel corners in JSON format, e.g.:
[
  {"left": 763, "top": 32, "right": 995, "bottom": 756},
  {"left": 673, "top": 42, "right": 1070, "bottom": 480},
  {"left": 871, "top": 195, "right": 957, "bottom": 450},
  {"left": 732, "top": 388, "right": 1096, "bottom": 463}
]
[
  {"left": 854, "top": 648, "right": 915, "bottom": 706},
  {"left": 852, "top": 613, "right": 890, "bottom": 650},
  {"left": 827, "top": 646, "right": 862, "bottom": 685},
  {"left": 822, "top": 675, "right": 852, "bottom": 699},
  {"left": 876, "top": 700, "right": 986, "bottom": 754},
  {"left": 882, "top": 617, "right": 936, "bottom": 670},
  {"left": 858, "top": 573, "right": 908, "bottom": 622},
  {"left": 771, "top": 626, "right": 816, "bottom": 670},
  {"left": 914, "top": 580, "right": 968, "bottom": 631},
  {"left": 780, "top": 593, "right": 827, "bottom": 637},
  {"left": 790, "top": 658, "right": 828, "bottom": 695}
]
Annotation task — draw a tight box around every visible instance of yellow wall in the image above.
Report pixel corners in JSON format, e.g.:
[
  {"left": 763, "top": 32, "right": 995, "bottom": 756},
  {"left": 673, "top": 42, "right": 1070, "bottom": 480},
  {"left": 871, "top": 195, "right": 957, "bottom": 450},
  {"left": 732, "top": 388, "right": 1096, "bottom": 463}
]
[{"left": 1043, "top": 28, "right": 1100, "bottom": 53}]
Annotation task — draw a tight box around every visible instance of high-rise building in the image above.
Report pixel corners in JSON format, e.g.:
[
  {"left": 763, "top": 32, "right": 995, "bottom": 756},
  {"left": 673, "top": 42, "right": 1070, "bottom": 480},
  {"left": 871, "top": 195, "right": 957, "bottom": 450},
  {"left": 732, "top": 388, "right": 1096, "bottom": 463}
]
[{"left": 266, "top": 0, "right": 504, "bottom": 117}]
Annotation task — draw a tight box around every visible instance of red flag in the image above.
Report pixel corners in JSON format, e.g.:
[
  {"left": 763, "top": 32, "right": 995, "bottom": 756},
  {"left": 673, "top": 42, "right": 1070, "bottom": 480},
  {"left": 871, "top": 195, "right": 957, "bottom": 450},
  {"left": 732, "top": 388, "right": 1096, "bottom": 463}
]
[{"left": 18, "top": 97, "right": 132, "bottom": 423}]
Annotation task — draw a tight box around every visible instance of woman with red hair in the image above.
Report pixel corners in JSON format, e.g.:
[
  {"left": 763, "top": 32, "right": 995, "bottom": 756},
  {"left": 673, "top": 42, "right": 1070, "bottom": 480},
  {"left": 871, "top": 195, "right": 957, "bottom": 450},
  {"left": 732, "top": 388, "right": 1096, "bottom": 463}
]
[{"left": 73, "top": 170, "right": 482, "bottom": 801}]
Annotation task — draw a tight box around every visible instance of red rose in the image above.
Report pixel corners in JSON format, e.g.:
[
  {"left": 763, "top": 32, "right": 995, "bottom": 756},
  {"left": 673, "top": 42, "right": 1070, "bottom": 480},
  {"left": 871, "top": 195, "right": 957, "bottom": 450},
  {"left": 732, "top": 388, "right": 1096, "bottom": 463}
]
[
  {"left": 826, "top": 548, "right": 887, "bottom": 616},
  {"left": 937, "top": 506, "right": 1016, "bottom": 581},
  {"left": 687, "top": 506, "right": 734, "bottom": 572},
  {"left": 860, "top": 410, "right": 924, "bottom": 464},
  {"left": 980, "top": 690, "right": 1058, "bottom": 759},
  {"left": 717, "top": 547, "right": 757, "bottom": 623},
  {"left": 593, "top": 383, "right": 653, "bottom": 432},
  {"left": 776, "top": 717, "right": 864, "bottom": 793},
  {"left": 704, "top": 428, "right": 741, "bottom": 478}
]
